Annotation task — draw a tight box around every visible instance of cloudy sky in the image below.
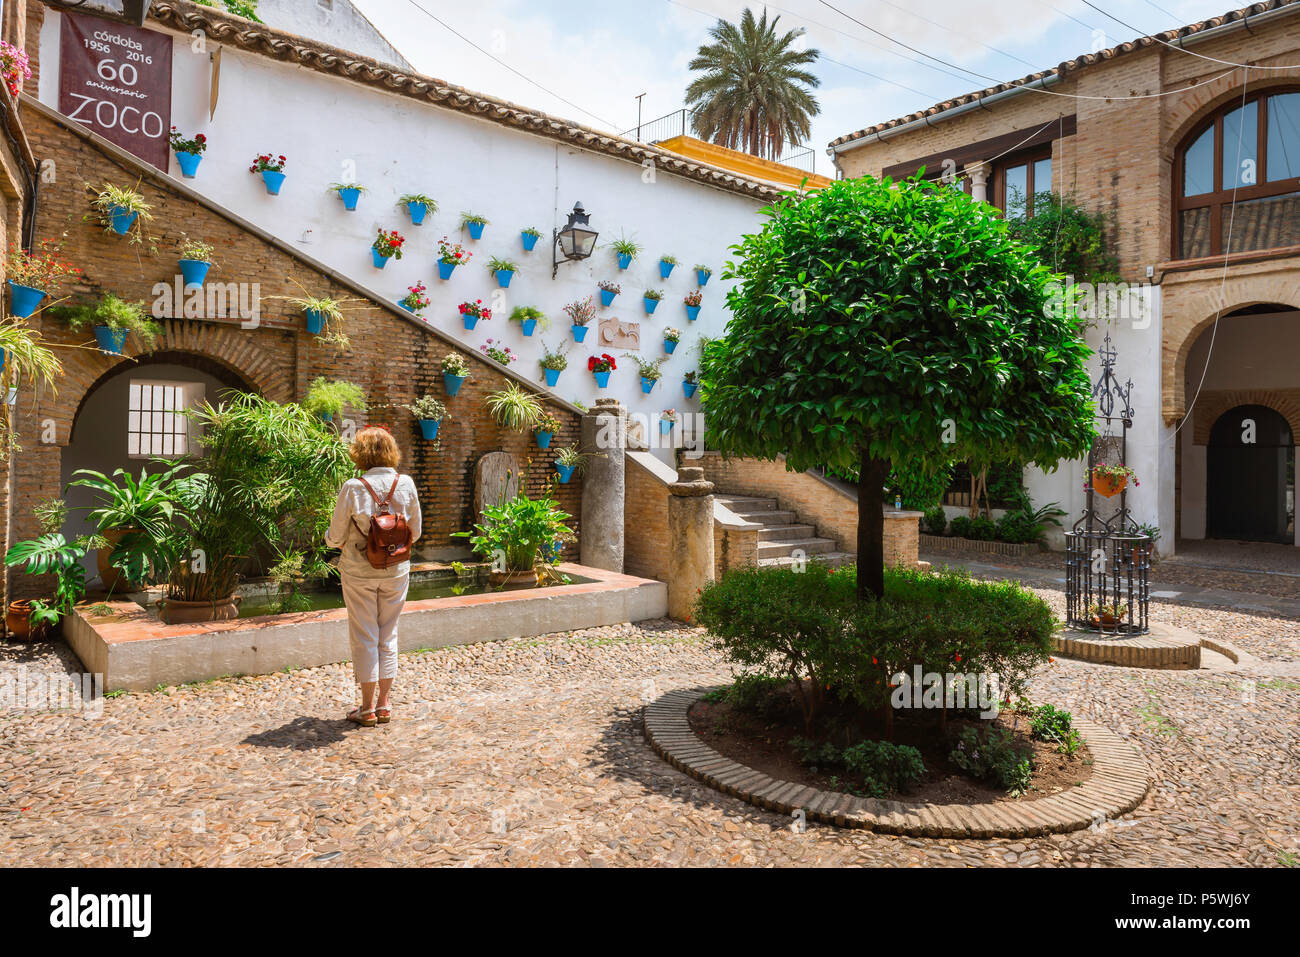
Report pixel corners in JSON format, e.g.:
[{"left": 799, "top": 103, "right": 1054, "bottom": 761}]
[{"left": 353, "top": 0, "right": 1248, "bottom": 176}]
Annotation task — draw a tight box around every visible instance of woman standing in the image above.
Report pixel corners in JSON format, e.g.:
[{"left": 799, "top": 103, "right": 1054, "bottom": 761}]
[{"left": 326, "top": 427, "right": 422, "bottom": 727}]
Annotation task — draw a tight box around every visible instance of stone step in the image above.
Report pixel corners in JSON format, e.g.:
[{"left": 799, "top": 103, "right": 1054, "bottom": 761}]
[
  {"left": 757, "top": 524, "right": 818, "bottom": 542},
  {"left": 755, "top": 537, "right": 839, "bottom": 559},
  {"left": 758, "top": 551, "right": 856, "bottom": 570},
  {"left": 731, "top": 509, "right": 797, "bottom": 526},
  {"left": 715, "top": 495, "right": 777, "bottom": 511}
]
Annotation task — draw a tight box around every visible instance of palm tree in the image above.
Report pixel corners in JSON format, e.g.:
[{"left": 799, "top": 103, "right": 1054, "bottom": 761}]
[{"left": 685, "top": 9, "right": 821, "bottom": 161}]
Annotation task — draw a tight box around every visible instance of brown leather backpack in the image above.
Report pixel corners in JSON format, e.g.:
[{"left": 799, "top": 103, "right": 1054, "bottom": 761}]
[{"left": 350, "top": 476, "right": 412, "bottom": 569}]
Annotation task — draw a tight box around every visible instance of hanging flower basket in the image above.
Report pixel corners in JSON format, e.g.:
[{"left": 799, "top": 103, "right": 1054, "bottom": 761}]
[
  {"left": 176, "top": 152, "right": 203, "bottom": 178},
  {"left": 304, "top": 307, "right": 325, "bottom": 335},
  {"left": 108, "top": 205, "right": 138, "bottom": 236},
  {"left": 407, "top": 201, "right": 429, "bottom": 225},
  {"left": 94, "top": 325, "right": 128, "bottom": 354},
  {"left": 7, "top": 281, "right": 46, "bottom": 318},
  {"left": 443, "top": 373, "right": 466, "bottom": 397},
  {"left": 544, "top": 368, "right": 561, "bottom": 387},
  {"left": 178, "top": 259, "right": 211, "bottom": 289},
  {"left": 335, "top": 185, "right": 364, "bottom": 210},
  {"left": 1090, "top": 463, "right": 1137, "bottom": 498},
  {"left": 555, "top": 462, "right": 576, "bottom": 484},
  {"left": 643, "top": 295, "right": 660, "bottom": 315},
  {"left": 417, "top": 419, "right": 441, "bottom": 441},
  {"left": 683, "top": 378, "right": 698, "bottom": 398},
  {"left": 571, "top": 324, "right": 588, "bottom": 343},
  {"left": 521, "top": 229, "right": 541, "bottom": 252},
  {"left": 589, "top": 353, "right": 615, "bottom": 387},
  {"left": 695, "top": 266, "right": 711, "bottom": 286},
  {"left": 617, "top": 253, "right": 632, "bottom": 270},
  {"left": 170, "top": 128, "right": 207, "bottom": 179},
  {"left": 658, "top": 258, "right": 676, "bottom": 279}
]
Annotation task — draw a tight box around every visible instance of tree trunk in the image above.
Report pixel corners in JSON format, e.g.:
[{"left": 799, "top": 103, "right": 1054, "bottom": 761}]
[{"left": 856, "top": 448, "right": 889, "bottom": 602}]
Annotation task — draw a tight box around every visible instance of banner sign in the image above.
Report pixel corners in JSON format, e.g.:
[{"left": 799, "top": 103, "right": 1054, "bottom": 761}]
[{"left": 59, "top": 13, "right": 173, "bottom": 170}]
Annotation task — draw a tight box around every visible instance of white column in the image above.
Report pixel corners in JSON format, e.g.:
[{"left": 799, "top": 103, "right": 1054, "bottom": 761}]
[{"left": 967, "top": 165, "right": 989, "bottom": 203}]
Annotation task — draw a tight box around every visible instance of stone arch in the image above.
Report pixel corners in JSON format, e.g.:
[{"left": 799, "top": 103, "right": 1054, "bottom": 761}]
[
  {"left": 41, "top": 321, "right": 292, "bottom": 447},
  {"left": 1194, "top": 390, "right": 1300, "bottom": 445},
  {"left": 1163, "top": 75, "right": 1300, "bottom": 162}
]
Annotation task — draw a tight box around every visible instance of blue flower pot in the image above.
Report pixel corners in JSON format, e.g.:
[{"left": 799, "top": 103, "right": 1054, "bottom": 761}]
[
  {"left": 644, "top": 297, "right": 659, "bottom": 315},
  {"left": 372, "top": 248, "right": 389, "bottom": 269},
  {"left": 319, "top": 411, "right": 334, "bottom": 423},
  {"left": 94, "top": 325, "right": 127, "bottom": 354},
  {"left": 8, "top": 281, "right": 46, "bottom": 319},
  {"left": 418, "top": 419, "right": 441, "bottom": 440},
  {"left": 407, "top": 201, "right": 428, "bottom": 225},
  {"left": 466, "top": 221, "right": 485, "bottom": 240},
  {"left": 599, "top": 289, "right": 615, "bottom": 307},
  {"left": 462, "top": 313, "right": 478, "bottom": 330},
  {"left": 443, "top": 373, "right": 466, "bottom": 397},
  {"left": 659, "top": 419, "right": 673, "bottom": 435},
  {"left": 176, "top": 151, "right": 203, "bottom": 178},
  {"left": 697, "top": 269, "right": 711, "bottom": 286},
  {"left": 593, "top": 370, "right": 610, "bottom": 388},
  {"left": 496, "top": 269, "right": 514, "bottom": 288},
  {"left": 555, "top": 463, "right": 576, "bottom": 484},
  {"left": 659, "top": 260, "right": 675, "bottom": 279},
  {"left": 520, "top": 318, "right": 537, "bottom": 337},
  {"left": 399, "top": 301, "right": 414, "bottom": 313},
  {"left": 304, "top": 308, "right": 325, "bottom": 335},
  {"left": 0, "top": 348, "right": 5, "bottom": 374},
  {"left": 338, "top": 187, "right": 361, "bottom": 210},
  {"left": 664, "top": 338, "right": 678, "bottom": 354},
  {"left": 108, "top": 205, "right": 138, "bottom": 236},
  {"left": 617, "top": 252, "right": 632, "bottom": 270},
  {"left": 535, "top": 430, "right": 553, "bottom": 449},
  {"left": 571, "top": 324, "right": 588, "bottom": 343},
  {"left": 683, "top": 380, "right": 697, "bottom": 398},
  {"left": 261, "top": 170, "right": 285, "bottom": 194},
  {"left": 178, "top": 259, "right": 211, "bottom": 289},
  {"left": 522, "top": 232, "right": 539, "bottom": 251},
  {"left": 544, "top": 368, "right": 561, "bottom": 387},
  {"left": 686, "top": 304, "right": 701, "bottom": 321},
  {"left": 438, "top": 261, "right": 456, "bottom": 280},
  {"left": 640, "top": 377, "right": 655, "bottom": 394}
]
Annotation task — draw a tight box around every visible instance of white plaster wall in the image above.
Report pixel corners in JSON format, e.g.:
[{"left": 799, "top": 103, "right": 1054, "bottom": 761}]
[
  {"left": 37, "top": 14, "right": 765, "bottom": 467},
  {"left": 254, "top": 0, "right": 412, "bottom": 69}
]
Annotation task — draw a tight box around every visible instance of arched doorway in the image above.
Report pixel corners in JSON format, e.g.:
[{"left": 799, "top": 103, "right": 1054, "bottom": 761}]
[
  {"left": 61, "top": 352, "right": 256, "bottom": 580},
  {"left": 1206, "top": 404, "right": 1294, "bottom": 543}
]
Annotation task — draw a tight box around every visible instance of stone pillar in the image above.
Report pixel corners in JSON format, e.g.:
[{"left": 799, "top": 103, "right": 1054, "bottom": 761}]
[
  {"left": 580, "top": 397, "right": 626, "bottom": 572},
  {"left": 668, "top": 466, "right": 715, "bottom": 622},
  {"left": 967, "top": 165, "right": 989, "bottom": 203}
]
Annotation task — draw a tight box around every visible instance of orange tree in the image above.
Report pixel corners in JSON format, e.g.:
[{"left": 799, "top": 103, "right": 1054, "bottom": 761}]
[{"left": 700, "top": 174, "right": 1095, "bottom": 600}]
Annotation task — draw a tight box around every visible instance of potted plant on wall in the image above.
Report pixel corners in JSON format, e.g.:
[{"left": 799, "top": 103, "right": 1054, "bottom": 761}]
[
  {"left": 303, "top": 377, "right": 367, "bottom": 423},
  {"left": 539, "top": 340, "right": 568, "bottom": 387},
  {"left": 438, "top": 237, "right": 470, "bottom": 279},
  {"left": 249, "top": 153, "right": 287, "bottom": 194},
  {"left": 598, "top": 279, "right": 620, "bottom": 307},
  {"left": 534, "top": 409, "right": 561, "bottom": 449},
  {"left": 454, "top": 491, "right": 574, "bottom": 588},
  {"left": 1088, "top": 462, "right": 1138, "bottom": 498},
  {"left": 509, "top": 305, "right": 547, "bottom": 337},
  {"left": 485, "top": 383, "right": 542, "bottom": 433},
  {"left": 627, "top": 354, "right": 666, "bottom": 393},
  {"left": 330, "top": 181, "right": 366, "bottom": 211},
  {"left": 169, "top": 127, "right": 208, "bottom": 178},
  {"left": 610, "top": 235, "right": 641, "bottom": 270},
  {"left": 460, "top": 212, "right": 489, "bottom": 240},
  {"left": 552, "top": 445, "right": 597, "bottom": 484},
  {"left": 5, "top": 240, "right": 80, "bottom": 319},
  {"left": 659, "top": 408, "right": 677, "bottom": 436},
  {"left": 371, "top": 228, "right": 405, "bottom": 269},
  {"left": 563, "top": 296, "right": 595, "bottom": 343},
  {"left": 479, "top": 339, "right": 517, "bottom": 366},
  {"left": 441, "top": 351, "right": 471, "bottom": 396},
  {"left": 458, "top": 298, "right": 490, "bottom": 330},
  {"left": 642, "top": 289, "right": 663, "bottom": 315},
  {"left": 399, "top": 192, "right": 437, "bottom": 225},
  {"left": 90, "top": 182, "right": 154, "bottom": 243},
  {"left": 1, "top": 40, "right": 32, "bottom": 100},
  {"left": 683, "top": 370, "right": 698, "bottom": 398},
  {"left": 658, "top": 254, "right": 677, "bottom": 279},
  {"left": 663, "top": 327, "right": 681, "bottom": 354},
  {"left": 178, "top": 237, "right": 216, "bottom": 289},
  {"left": 521, "top": 226, "right": 542, "bottom": 252},
  {"left": 54, "top": 295, "right": 162, "bottom": 356},
  {"left": 4, "top": 500, "right": 92, "bottom": 641},
  {"left": 399, "top": 280, "right": 430, "bottom": 317},
  {"left": 405, "top": 394, "right": 449, "bottom": 441},
  {"left": 694, "top": 264, "right": 712, "bottom": 286},
  {"left": 683, "top": 288, "right": 703, "bottom": 320},
  {"left": 273, "top": 286, "right": 359, "bottom": 344},
  {"left": 588, "top": 353, "right": 616, "bottom": 388},
  {"left": 488, "top": 256, "right": 519, "bottom": 288}
]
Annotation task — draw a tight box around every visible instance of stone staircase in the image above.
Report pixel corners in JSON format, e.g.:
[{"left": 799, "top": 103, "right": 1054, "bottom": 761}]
[{"left": 715, "top": 494, "right": 855, "bottom": 569}]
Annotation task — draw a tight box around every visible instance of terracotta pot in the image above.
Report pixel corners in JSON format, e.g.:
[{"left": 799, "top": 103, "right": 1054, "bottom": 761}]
[
  {"left": 488, "top": 568, "right": 539, "bottom": 589},
  {"left": 6, "top": 600, "right": 33, "bottom": 641},
  {"left": 160, "top": 594, "right": 242, "bottom": 625},
  {"left": 1091, "top": 471, "right": 1127, "bottom": 498},
  {"left": 97, "top": 527, "right": 138, "bottom": 594}
]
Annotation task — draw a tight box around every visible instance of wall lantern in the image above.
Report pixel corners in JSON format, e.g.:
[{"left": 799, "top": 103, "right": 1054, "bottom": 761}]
[
  {"left": 552, "top": 202, "right": 598, "bottom": 279},
  {"left": 44, "top": 0, "right": 153, "bottom": 27}
]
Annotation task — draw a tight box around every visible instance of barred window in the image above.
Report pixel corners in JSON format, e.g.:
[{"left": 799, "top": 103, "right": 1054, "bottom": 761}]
[{"left": 127, "top": 380, "right": 203, "bottom": 458}]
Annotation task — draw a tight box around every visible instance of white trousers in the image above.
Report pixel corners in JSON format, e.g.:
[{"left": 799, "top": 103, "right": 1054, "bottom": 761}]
[{"left": 341, "top": 573, "right": 409, "bottom": 684}]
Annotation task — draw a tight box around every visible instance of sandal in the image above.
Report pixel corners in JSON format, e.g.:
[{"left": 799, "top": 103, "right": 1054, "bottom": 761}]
[
  {"left": 346, "top": 708, "right": 377, "bottom": 727},
  {"left": 375, "top": 706, "right": 392, "bottom": 724}
]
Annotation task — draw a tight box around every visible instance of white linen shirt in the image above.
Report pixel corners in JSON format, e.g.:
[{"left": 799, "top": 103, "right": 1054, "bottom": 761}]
[{"left": 325, "top": 467, "right": 423, "bottom": 579}]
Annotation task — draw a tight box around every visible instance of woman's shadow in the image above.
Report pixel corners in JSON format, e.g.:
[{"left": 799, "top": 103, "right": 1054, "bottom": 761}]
[{"left": 243, "top": 715, "right": 352, "bottom": 750}]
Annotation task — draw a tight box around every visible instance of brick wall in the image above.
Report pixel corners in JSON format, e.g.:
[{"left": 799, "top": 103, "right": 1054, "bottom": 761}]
[
  {"left": 7, "top": 106, "right": 584, "bottom": 595},
  {"left": 624, "top": 452, "right": 671, "bottom": 582}
]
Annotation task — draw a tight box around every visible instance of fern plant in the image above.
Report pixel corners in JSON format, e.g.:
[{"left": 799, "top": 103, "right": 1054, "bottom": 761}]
[{"left": 484, "top": 383, "right": 542, "bottom": 432}]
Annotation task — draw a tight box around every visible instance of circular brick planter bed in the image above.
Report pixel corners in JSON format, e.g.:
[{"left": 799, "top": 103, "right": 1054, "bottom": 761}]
[
  {"left": 645, "top": 687, "right": 1151, "bottom": 838},
  {"left": 1054, "top": 622, "right": 1203, "bottom": 670}
]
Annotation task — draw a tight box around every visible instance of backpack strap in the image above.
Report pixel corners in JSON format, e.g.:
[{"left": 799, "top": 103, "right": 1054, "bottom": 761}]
[{"left": 357, "top": 475, "right": 400, "bottom": 512}]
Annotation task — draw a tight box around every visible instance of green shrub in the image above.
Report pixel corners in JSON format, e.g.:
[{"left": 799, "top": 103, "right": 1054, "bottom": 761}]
[
  {"left": 1029, "top": 703, "right": 1072, "bottom": 740},
  {"left": 995, "top": 511, "right": 1039, "bottom": 544},
  {"left": 949, "top": 725, "right": 1033, "bottom": 795},
  {"left": 725, "top": 673, "right": 789, "bottom": 715},
  {"left": 969, "top": 516, "right": 996, "bottom": 540},
  {"left": 948, "top": 515, "right": 973, "bottom": 539},
  {"left": 841, "top": 740, "right": 926, "bottom": 796},
  {"left": 886, "top": 463, "right": 953, "bottom": 511},
  {"left": 791, "top": 736, "right": 842, "bottom": 769},
  {"left": 923, "top": 506, "right": 947, "bottom": 536}
]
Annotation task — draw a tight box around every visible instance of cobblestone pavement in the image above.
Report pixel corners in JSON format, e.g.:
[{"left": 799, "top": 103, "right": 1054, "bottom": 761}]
[{"left": 2, "top": 593, "right": 1297, "bottom": 867}]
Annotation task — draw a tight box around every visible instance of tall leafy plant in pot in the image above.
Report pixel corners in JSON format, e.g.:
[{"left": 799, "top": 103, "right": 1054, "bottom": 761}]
[{"left": 454, "top": 491, "right": 574, "bottom": 588}]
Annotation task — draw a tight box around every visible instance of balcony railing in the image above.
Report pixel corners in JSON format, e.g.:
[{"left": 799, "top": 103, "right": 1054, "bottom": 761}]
[{"left": 623, "top": 108, "right": 816, "bottom": 175}]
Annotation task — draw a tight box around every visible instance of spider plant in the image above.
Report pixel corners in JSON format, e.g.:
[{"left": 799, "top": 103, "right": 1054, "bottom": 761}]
[
  {"left": 303, "top": 377, "right": 367, "bottom": 419},
  {"left": 88, "top": 181, "right": 154, "bottom": 246},
  {"left": 484, "top": 383, "right": 542, "bottom": 432}
]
